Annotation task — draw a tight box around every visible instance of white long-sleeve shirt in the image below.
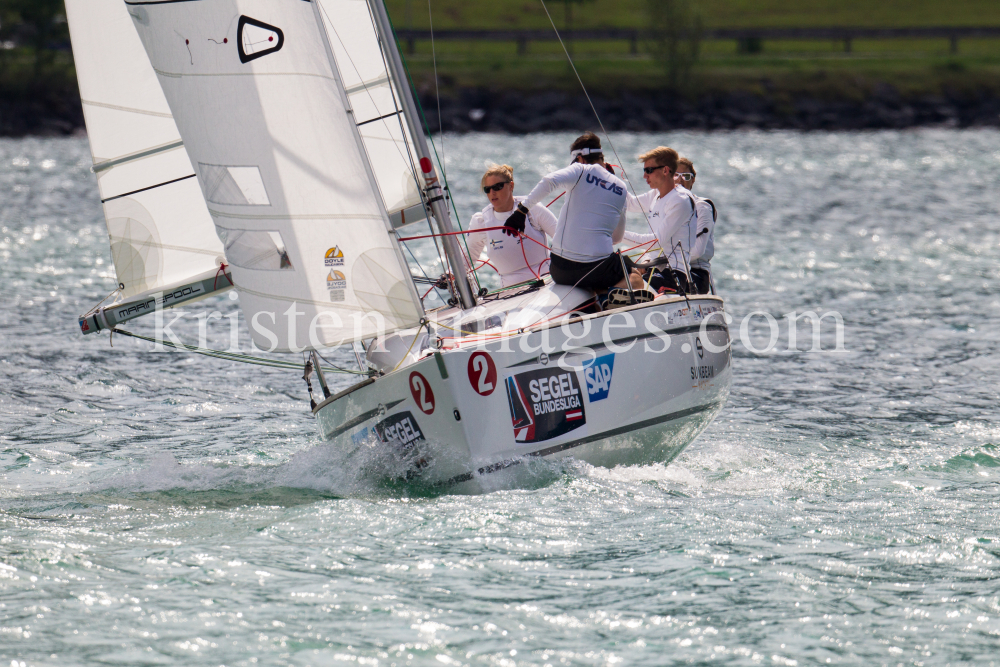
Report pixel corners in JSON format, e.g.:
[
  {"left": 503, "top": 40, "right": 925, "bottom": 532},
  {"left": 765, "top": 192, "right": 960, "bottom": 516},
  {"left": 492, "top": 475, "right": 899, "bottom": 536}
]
[
  {"left": 622, "top": 186, "right": 697, "bottom": 270},
  {"left": 689, "top": 196, "right": 717, "bottom": 270},
  {"left": 522, "top": 163, "right": 628, "bottom": 263},
  {"left": 466, "top": 196, "right": 558, "bottom": 287}
]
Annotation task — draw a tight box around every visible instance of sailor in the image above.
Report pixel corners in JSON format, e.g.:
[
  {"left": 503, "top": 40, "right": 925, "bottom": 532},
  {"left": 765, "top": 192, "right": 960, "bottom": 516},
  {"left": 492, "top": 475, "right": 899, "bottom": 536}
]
[
  {"left": 465, "top": 164, "right": 558, "bottom": 287},
  {"left": 621, "top": 146, "right": 697, "bottom": 294},
  {"left": 501, "top": 132, "right": 644, "bottom": 293},
  {"left": 675, "top": 157, "right": 717, "bottom": 295}
]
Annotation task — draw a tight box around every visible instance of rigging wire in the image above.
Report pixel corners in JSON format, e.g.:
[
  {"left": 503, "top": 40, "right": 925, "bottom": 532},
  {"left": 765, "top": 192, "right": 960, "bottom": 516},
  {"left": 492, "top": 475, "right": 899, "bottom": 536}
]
[
  {"left": 318, "top": 0, "right": 418, "bottom": 192},
  {"left": 387, "top": 16, "right": 483, "bottom": 292},
  {"left": 108, "top": 328, "right": 365, "bottom": 375},
  {"left": 535, "top": 0, "right": 658, "bottom": 241},
  {"left": 401, "top": 238, "right": 448, "bottom": 306}
]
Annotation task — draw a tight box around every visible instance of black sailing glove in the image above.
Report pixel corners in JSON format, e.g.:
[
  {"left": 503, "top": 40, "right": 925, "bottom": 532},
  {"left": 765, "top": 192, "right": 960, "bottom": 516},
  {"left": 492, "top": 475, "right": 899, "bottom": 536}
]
[{"left": 502, "top": 203, "right": 529, "bottom": 237}]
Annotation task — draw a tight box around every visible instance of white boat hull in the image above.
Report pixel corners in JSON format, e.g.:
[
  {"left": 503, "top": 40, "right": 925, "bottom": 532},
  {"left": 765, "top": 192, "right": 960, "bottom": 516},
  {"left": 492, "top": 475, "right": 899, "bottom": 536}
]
[{"left": 314, "top": 294, "right": 732, "bottom": 492}]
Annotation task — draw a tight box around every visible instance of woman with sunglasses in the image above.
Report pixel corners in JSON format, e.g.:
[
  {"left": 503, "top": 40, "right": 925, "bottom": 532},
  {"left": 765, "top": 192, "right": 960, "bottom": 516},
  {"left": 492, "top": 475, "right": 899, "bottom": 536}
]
[{"left": 465, "top": 164, "right": 558, "bottom": 288}]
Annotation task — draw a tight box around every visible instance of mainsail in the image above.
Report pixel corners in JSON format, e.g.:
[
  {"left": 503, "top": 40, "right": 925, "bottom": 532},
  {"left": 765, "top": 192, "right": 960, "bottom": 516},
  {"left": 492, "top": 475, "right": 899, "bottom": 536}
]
[
  {"left": 65, "top": 0, "right": 225, "bottom": 299},
  {"left": 316, "top": 0, "right": 426, "bottom": 228},
  {"left": 127, "top": 0, "right": 425, "bottom": 352}
]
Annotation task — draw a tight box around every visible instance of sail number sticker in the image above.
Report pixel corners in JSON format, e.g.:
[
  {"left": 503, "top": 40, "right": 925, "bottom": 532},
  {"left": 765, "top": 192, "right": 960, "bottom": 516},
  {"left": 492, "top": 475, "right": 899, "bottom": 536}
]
[
  {"left": 467, "top": 351, "right": 497, "bottom": 396},
  {"left": 409, "top": 371, "right": 435, "bottom": 415}
]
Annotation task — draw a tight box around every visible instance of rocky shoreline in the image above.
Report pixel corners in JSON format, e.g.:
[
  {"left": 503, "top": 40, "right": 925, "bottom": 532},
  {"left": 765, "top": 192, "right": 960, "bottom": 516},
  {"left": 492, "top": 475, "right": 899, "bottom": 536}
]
[
  {"left": 418, "top": 86, "right": 1000, "bottom": 133},
  {"left": 2, "top": 86, "right": 1000, "bottom": 137}
]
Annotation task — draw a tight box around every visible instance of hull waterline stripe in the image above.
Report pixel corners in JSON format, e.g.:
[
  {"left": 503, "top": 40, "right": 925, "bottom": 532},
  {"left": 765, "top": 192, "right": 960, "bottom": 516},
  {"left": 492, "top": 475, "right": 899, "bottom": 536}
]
[
  {"left": 101, "top": 174, "right": 197, "bottom": 204},
  {"left": 438, "top": 401, "right": 722, "bottom": 487},
  {"left": 324, "top": 399, "right": 405, "bottom": 440}
]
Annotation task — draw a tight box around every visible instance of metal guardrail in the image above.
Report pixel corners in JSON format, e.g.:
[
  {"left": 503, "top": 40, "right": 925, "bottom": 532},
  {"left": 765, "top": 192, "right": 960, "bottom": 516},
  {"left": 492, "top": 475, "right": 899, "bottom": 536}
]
[{"left": 396, "top": 27, "right": 1000, "bottom": 55}]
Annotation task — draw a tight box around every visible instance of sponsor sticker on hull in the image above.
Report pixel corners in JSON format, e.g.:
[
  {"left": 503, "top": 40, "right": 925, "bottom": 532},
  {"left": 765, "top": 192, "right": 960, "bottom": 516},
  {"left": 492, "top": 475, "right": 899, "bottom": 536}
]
[
  {"left": 583, "top": 352, "right": 615, "bottom": 403},
  {"left": 505, "top": 367, "right": 586, "bottom": 444},
  {"left": 374, "top": 411, "right": 425, "bottom": 452}
]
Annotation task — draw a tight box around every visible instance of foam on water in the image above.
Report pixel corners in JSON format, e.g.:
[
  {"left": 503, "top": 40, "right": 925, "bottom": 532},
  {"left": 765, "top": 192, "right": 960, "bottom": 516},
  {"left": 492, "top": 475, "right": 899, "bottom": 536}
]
[{"left": 2, "top": 131, "right": 1000, "bottom": 665}]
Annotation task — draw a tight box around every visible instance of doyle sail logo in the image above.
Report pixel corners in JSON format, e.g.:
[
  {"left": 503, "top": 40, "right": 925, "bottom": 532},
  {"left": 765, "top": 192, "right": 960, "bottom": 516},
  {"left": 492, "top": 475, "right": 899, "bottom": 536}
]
[
  {"left": 583, "top": 352, "right": 615, "bottom": 402},
  {"left": 324, "top": 246, "right": 345, "bottom": 267},
  {"left": 505, "top": 367, "right": 586, "bottom": 444}
]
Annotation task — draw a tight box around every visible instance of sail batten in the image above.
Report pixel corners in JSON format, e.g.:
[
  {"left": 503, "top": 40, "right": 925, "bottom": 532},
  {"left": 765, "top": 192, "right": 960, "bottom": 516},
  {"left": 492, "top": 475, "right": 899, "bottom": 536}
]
[
  {"left": 129, "top": 0, "right": 424, "bottom": 352},
  {"left": 93, "top": 140, "right": 186, "bottom": 173}
]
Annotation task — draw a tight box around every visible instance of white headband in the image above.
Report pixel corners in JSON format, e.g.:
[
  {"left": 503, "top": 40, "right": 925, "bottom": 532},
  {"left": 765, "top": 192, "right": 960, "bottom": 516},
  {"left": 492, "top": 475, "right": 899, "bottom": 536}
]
[{"left": 570, "top": 148, "right": 602, "bottom": 157}]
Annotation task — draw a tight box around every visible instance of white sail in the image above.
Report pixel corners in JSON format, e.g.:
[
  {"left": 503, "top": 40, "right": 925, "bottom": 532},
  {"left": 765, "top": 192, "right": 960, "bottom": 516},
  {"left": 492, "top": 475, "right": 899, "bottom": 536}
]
[
  {"left": 65, "top": 0, "right": 225, "bottom": 299},
  {"left": 127, "top": 0, "right": 424, "bottom": 352},
  {"left": 316, "top": 0, "right": 426, "bottom": 226}
]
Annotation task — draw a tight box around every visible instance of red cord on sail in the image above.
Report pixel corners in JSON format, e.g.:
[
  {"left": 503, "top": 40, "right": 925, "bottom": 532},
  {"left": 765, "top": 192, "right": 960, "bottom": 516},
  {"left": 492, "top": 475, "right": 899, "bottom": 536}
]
[{"left": 214, "top": 262, "right": 234, "bottom": 291}]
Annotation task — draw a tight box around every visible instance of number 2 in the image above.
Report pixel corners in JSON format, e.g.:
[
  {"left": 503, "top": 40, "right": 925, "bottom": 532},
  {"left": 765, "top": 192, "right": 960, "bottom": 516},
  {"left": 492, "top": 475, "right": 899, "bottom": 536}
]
[{"left": 472, "top": 356, "right": 494, "bottom": 393}]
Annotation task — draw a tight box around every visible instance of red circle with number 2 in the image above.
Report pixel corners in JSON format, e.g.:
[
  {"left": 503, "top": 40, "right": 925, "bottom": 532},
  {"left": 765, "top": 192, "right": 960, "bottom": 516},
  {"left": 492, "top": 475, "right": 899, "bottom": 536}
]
[
  {"left": 409, "top": 371, "right": 435, "bottom": 414},
  {"left": 467, "top": 352, "right": 497, "bottom": 396}
]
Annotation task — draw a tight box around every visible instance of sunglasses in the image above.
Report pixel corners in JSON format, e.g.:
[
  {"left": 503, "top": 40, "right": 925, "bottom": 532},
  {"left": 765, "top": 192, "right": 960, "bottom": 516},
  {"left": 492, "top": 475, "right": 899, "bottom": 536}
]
[
  {"left": 483, "top": 181, "right": 510, "bottom": 194},
  {"left": 675, "top": 172, "right": 695, "bottom": 181},
  {"left": 643, "top": 165, "right": 668, "bottom": 175}
]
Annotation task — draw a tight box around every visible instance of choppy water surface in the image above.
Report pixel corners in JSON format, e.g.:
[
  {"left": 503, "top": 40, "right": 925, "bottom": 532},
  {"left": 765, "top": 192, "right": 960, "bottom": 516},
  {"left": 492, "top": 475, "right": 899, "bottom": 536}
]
[{"left": 2, "top": 131, "right": 1000, "bottom": 665}]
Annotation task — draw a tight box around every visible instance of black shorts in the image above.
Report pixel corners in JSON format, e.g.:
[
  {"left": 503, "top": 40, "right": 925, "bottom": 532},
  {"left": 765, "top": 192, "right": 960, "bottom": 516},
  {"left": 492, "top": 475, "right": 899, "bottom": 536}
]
[
  {"left": 690, "top": 267, "right": 712, "bottom": 294},
  {"left": 648, "top": 268, "right": 689, "bottom": 294},
  {"left": 549, "top": 252, "right": 635, "bottom": 292}
]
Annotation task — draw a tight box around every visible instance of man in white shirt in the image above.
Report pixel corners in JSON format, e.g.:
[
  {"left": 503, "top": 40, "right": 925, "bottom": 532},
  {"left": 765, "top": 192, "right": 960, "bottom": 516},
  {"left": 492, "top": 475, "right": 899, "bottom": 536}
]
[
  {"left": 465, "top": 164, "right": 558, "bottom": 288},
  {"left": 622, "top": 146, "right": 697, "bottom": 294},
  {"left": 502, "top": 132, "right": 643, "bottom": 293},
  {"left": 676, "top": 157, "right": 717, "bottom": 294}
]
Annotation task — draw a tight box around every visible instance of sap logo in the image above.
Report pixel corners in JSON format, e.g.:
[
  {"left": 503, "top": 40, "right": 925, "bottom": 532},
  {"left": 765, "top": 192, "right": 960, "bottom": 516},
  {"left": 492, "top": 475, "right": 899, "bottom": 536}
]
[
  {"left": 583, "top": 352, "right": 615, "bottom": 402},
  {"left": 585, "top": 173, "right": 624, "bottom": 196}
]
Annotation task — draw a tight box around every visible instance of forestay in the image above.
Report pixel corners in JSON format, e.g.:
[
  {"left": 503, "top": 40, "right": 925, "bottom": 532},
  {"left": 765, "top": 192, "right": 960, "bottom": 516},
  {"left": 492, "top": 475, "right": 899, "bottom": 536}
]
[
  {"left": 65, "top": 0, "right": 225, "bottom": 299},
  {"left": 316, "top": 0, "right": 426, "bottom": 227},
  {"left": 128, "top": 0, "right": 424, "bottom": 352}
]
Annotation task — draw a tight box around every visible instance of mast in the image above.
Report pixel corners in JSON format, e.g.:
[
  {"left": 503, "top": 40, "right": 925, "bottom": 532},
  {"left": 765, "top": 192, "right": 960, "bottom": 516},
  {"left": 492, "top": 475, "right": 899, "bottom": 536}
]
[{"left": 366, "top": 0, "right": 477, "bottom": 310}]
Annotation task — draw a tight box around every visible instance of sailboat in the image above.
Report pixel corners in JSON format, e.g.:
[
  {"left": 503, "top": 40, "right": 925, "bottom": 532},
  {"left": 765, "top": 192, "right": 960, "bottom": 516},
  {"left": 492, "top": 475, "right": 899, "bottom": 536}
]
[{"left": 69, "top": 0, "right": 732, "bottom": 492}]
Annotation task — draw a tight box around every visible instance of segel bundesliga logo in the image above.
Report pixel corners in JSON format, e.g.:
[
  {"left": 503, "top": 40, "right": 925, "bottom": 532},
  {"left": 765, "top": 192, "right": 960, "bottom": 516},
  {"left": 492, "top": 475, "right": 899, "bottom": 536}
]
[
  {"left": 583, "top": 352, "right": 615, "bottom": 402},
  {"left": 373, "top": 411, "right": 425, "bottom": 452},
  {"left": 505, "top": 367, "right": 586, "bottom": 444}
]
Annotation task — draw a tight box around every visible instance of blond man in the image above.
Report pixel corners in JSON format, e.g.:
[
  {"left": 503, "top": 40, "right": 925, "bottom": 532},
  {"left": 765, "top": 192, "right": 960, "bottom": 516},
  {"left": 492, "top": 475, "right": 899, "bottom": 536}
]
[
  {"left": 675, "top": 157, "right": 717, "bottom": 294},
  {"left": 466, "top": 164, "right": 557, "bottom": 287},
  {"left": 621, "top": 146, "right": 697, "bottom": 294}
]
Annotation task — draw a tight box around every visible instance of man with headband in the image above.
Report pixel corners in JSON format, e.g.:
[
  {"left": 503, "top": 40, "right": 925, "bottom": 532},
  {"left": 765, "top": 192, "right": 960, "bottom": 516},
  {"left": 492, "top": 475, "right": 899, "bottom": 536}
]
[{"left": 501, "top": 132, "right": 643, "bottom": 293}]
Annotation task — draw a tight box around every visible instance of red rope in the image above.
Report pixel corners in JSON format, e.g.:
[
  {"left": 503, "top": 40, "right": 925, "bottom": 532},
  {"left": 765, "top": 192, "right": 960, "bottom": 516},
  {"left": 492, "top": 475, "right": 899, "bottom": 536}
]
[
  {"left": 518, "top": 230, "right": 541, "bottom": 281},
  {"left": 401, "top": 225, "right": 550, "bottom": 282},
  {"left": 398, "top": 226, "right": 507, "bottom": 242},
  {"left": 214, "top": 262, "right": 233, "bottom": 292}
]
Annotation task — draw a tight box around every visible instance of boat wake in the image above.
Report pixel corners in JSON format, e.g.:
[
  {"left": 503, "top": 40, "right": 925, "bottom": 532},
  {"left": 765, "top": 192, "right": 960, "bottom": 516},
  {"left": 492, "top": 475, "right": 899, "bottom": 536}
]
[{"left": 93, "top": 439, "right": 575, "bottom": 501}]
